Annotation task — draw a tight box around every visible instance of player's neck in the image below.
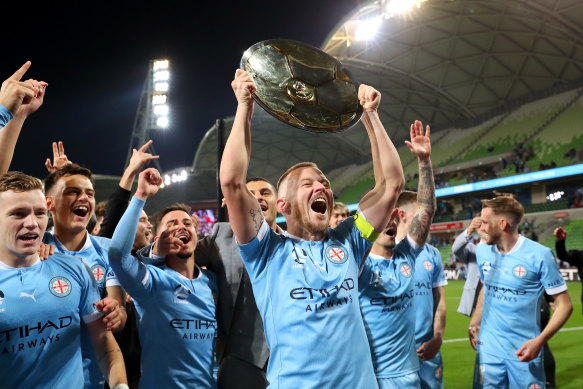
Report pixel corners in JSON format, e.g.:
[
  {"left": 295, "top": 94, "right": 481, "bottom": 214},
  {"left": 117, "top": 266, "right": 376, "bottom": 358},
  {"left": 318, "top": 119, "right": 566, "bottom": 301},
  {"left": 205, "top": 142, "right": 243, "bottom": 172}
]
[
  {"left": 287, "top": 222, "right": 326, "bottom": 241},
  {"left": 54, "top": 226, "right": 88, "bottom": 252},
  {"left": 0, "top": 250, "right": 39, "bottom": 269},
  {"left": 370, "top": 245, "right": 393, "bottom": 259},
  {"left": 497, "top": 232, "right": 520, "bottom": 254},
  {"left": 167, "top": 255, "right": 198, "bottom": 279}
]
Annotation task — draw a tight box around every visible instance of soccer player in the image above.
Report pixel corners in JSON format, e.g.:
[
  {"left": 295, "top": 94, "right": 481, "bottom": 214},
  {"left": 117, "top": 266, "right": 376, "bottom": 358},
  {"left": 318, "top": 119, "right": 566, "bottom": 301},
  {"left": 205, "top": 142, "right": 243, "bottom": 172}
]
[
  {"left": 0, "top": 171, "right": 127, "bottom": 388},
  {"left": 329, "top": 201, "right": 349, "bottom": 228},
  {"left": 359, "top": 120, "right": 436, "bottom": 389},
  {"left": 469, "top": 196, "right": 572, "bottom": 388},
  {"left": 109, "top": 168, "right": 219, "bottom": 388},
  {"left": 44, "top": 163, "right": 127, "bottom": 389},
  {"left": 554, "top": 226, "right": 583, "bottom": 314},
  {"left": 220, "top": 69, "right": 404, "bottom": 388}
]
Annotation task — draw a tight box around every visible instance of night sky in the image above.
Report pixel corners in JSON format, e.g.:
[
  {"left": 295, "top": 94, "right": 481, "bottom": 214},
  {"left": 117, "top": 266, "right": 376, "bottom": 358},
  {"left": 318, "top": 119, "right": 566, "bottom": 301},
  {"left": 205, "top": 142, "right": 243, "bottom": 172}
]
[{"left": 1, "top": 1, "right": 361, "bottom": 179}]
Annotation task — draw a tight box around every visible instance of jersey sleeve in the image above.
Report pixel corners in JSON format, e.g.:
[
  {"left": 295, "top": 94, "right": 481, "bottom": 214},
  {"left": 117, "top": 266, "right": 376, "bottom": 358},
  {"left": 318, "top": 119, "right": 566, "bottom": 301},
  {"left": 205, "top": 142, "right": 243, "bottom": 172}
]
[
  {"left": 78, "top": 260, "right": 105, "bottom": 324},
  {"left": 237, "top": 219, "right": 278, "bottom": 281},
  {"left": 338, "top": 210, "right": 374, "bottom": 267},
  {"left": 431, "top": 247, "right": 448, "bottom": 288},
  {"left": 539, "top": 248, "right": 567, "bottom": 295},
  {"left": 108, "top": 196, "right": 153, "bottom": 297}
]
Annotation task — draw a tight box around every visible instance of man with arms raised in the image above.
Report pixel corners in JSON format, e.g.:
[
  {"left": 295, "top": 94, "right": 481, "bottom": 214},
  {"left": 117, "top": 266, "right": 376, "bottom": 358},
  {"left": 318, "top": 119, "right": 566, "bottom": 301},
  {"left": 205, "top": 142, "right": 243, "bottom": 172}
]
[
  {"left": 220, "top": 69, "right": 404, "bottom": 388},
  {"left": 0, "top": 171, "right": 127, "bottom": 389},
  {"left": 109, "top": 168, "right": 219, "bottom": 388},
  {"left": 469, "top": 196, "right": 572, "bottom": 388},
  {"left": 359, "top": 120, "right": 436, "bottom": 389}
]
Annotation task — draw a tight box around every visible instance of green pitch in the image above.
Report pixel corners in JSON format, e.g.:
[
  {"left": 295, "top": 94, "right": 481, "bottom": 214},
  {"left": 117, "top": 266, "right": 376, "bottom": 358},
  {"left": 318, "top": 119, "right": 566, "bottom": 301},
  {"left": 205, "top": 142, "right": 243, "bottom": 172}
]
[{"left": 442, "top": 280, "right": 582, "bottom": 388}]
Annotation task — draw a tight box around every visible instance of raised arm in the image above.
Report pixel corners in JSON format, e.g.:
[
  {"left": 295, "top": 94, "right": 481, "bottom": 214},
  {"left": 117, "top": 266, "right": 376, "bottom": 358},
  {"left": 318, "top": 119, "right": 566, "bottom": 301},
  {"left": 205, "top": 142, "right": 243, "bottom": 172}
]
[
  {"left": 219, "top": 69, "right": 263, "bottom": 244},
  {"left": 357, "top": 85, "right": 405, "bottom": 231},
  {"left": 0, "top": 62, "right": 47, "bottom": 173},
  {"left": 406, "top": 120, "right": 436, "bottom": 247},
  {"left": 452, "top": 217, "right": 481, "bottom": 259},
  {"left": 109, "top": 169, "right": 162, "bottom": 291}
]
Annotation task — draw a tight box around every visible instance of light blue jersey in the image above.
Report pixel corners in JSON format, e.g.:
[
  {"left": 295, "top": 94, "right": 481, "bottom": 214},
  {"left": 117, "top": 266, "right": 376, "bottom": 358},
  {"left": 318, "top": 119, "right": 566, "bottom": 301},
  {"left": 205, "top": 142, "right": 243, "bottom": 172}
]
[
  {"left": 358, "top": 235, "right": 421, "bottom": 379},
  {"left": 414, "top": 244, "right": 447, "bottom": 348},
  {"left": 476, "top": 235, "right": 566, "bottom": 360},
  {"left": 238, "top": 214, "right": 378, "bottom": 389},
  {"left": 44, "top": 231, "right": 120, "bottom": 389},
  {"left": 0, "top": 254, "right": 102, "bottom": 389},
  {"left": 109, "top": 197, "right": 218, "bottom": 389}
]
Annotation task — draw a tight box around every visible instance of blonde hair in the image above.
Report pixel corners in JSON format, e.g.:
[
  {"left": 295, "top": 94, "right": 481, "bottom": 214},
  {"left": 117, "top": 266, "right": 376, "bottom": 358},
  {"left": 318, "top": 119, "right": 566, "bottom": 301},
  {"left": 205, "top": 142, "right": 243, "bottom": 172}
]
[
  {"left": 481, "top": 196, "right": 524, "bottom": 228},
  {"left": 0, "top": 171, "right": 44, "bottom": 193}
]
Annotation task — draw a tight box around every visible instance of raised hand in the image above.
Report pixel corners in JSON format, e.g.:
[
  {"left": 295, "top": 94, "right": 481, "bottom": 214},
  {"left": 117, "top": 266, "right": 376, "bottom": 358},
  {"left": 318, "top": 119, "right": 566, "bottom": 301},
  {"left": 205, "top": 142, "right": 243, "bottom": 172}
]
[
  {"left": 405, "top": 120, "right": 431, "bottom": 162},
  {"left": 467, "top": 217, "right": 482, "bottom": 235},
  {"left": 553, "top": 227, "right": 567, "bottom": 241},
  {"left": 127, "top": 140, "right": 159, "bottom": 176},
  {"left": 45, "top": 141, "right": 71, "bottom": 173},
  {"left": 231, "top": 69, "right": 256, "bottom": 106},
  {"left": 16, "top": 79, "right": 48, "bottom": 118},
  {"left": 358, "top": 84, "right": 381, "bottom": 112},
  {"left": 135, "top": 168, "right": 162, "bottom": 200},
  {"left": 0, "top": 62, "right": 36, "bottom": 114},
  {"left": 153, "top": 224, "right": 185, "bottom": 257}
]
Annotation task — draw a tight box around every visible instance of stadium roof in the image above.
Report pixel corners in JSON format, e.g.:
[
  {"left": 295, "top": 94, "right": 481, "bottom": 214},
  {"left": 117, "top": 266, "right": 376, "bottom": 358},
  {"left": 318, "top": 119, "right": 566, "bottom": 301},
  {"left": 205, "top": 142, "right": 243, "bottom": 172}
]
[{"left": 129, "top": 0, "right": 583, "bottom": 209}]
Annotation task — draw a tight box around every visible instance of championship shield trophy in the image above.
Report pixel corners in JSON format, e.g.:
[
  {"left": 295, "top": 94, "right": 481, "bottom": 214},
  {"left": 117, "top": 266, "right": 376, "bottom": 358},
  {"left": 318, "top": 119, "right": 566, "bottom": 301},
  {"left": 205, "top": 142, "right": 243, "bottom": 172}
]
[{"left": 240, "top": 39, "right": 362, "bottom": 133}]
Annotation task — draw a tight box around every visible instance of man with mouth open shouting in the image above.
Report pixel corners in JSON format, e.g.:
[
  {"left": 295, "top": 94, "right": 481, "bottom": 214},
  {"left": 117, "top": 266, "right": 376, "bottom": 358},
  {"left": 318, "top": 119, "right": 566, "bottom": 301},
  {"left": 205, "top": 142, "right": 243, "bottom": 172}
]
[
  {"left": 219, "top": 69, "right": 404, "bottom": 389},
  {"left": 43, "top": 163, "right": 127, "bottom": 389},
  {"left": 358, "top": 120, "right": 437, "bottom": 389},
  {"left": 109, "top": 168, "right": 219, "bottom": 388}
]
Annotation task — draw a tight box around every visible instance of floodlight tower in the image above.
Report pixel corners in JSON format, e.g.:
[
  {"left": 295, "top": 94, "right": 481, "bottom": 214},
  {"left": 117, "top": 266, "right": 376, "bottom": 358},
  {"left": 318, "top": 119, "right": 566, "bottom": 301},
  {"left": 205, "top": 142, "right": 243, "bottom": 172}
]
[{"left": 125, "top": 59, "right": 171, "bottom": 172}]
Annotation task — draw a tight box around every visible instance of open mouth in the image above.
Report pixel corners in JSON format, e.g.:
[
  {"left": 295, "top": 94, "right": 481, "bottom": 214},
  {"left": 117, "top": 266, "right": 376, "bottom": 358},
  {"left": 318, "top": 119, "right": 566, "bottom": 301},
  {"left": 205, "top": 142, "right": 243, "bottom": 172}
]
[
  {"left": 72, "top": 205, "right": 89, "bottom": 218},
  {"left": 18, "top": 233, "right": 39, "bottom": 243},
  {"left": 175, "top": 232, "right": 191, "bottom": 245},
  {"left": 311, "top": 198, "right": 327, "bottom": 214},
  {"left": 384, "top": 225, "right": 396, "bottom": 238},
  {"left": 258, "top": 202, "right": 268, "bottom": 212}
]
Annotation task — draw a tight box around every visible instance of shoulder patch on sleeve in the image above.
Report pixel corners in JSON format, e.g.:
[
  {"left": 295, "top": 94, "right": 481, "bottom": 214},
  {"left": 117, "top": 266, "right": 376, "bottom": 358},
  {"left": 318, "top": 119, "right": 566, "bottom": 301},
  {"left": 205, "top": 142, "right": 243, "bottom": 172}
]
[{"left": 354, "top": 211, "right": 379, "bottom": 243}]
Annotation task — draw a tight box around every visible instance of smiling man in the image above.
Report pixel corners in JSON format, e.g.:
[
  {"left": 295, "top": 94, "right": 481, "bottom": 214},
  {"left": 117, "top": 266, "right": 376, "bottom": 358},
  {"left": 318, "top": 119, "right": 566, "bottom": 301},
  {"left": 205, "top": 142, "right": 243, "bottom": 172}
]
[
  {"left": 219, "top": 69, "right": 404, "bottom": 388},
  {"left": 0, "top": 171, "right": 127, "bottom": 389},
  {"left": 43, "top": 163, "right": 127, "bottom": 389}
]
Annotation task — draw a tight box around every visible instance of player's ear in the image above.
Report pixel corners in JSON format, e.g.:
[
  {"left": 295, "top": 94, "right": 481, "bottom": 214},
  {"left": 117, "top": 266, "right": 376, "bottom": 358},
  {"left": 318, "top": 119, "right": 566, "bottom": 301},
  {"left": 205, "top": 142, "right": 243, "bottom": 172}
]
[
  {"left": 46, "top": 195, "right": 55, "bottom": 211},
  {"left": 277, "top": 198, "right": 288, "bottom": 214}
]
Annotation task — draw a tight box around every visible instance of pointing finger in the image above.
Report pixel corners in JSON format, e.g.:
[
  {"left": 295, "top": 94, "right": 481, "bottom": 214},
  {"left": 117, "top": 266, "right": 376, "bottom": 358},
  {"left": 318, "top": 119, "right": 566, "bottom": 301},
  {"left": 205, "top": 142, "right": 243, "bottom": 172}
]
[{"left": 8, "top": 61, "right": 31, "bottom": 81}]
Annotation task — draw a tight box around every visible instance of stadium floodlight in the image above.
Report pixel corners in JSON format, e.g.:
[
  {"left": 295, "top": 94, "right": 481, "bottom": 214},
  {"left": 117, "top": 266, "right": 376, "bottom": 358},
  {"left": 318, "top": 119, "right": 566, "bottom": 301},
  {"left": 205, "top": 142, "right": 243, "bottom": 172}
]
[
  {"left": 383, "top": 0, "right": 427, "bottom": 18},
  {"left": 355, "top": 17, "right": 382, "bottom": 41},
  {"left": 156, "top": 116, "right": 169, "bottom": 128},
  {"left": 154, "top": 82, "right": 169, "bottom": 92},
  {"left": 152, "top": 94, "right": 167, "bottom": 105},
  {"left": 153, "top": 104, "right": 169, "bottom": 116},
  {"left": 153, "top": 60, "right": 169, "bottom": 71},
  {"left": 154, "top": 70, "right": 170, "bottom": 82}
]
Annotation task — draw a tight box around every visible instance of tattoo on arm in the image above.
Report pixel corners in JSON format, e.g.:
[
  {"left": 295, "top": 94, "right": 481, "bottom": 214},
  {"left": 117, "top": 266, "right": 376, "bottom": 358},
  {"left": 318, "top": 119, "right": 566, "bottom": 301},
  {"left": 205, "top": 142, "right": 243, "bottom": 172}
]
[
  {"left": 98, "top": 348, "right": 121, "bottom": 363},
  {"left": 411, "top": 159, "right": 436, "bottom": 243},
  {"left": 250, "top": 207, "right": 264, "bottom": 234}
]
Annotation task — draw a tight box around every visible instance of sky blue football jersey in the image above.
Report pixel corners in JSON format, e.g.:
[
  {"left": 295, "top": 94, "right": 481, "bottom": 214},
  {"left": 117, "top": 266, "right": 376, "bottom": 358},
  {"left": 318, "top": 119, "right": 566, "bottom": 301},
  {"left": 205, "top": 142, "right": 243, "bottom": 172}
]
[
  {"left": 0, "top": 254, "right": 102, "bottom": 389},
  {"left": 358, "top": 235, "right": 422, "bottom": 378},
  {"left": 414, "top": 244, "right": 447, "bottom": 347},
  {"left": 476, "top": 236, "right": 567, "bottom": 360},
  {"left": 44, "top": 231, "right": 120, "bottom": 389},
  {"left": 238, "top": 214, "right": 379, "bottom": 389},
  {"left": 109, "top": 196, "right": 218, "bottom": 388}
]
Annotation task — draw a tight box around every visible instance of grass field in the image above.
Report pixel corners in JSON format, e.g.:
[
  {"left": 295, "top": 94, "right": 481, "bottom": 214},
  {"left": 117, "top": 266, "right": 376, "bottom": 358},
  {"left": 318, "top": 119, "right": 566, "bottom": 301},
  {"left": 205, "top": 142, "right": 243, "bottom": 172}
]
[{"left": 442, "top": 280, "right": 583, "bottom": 388}]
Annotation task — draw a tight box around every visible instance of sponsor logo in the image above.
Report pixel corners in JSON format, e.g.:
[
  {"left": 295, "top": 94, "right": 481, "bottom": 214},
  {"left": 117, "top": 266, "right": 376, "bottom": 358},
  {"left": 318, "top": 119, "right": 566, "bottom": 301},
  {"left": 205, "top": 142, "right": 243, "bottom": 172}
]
[
  {"left": 484, "top": 283, "right": 526, "bottom": 295},
  {"left": 400, "top": 264, "right": 412, "bottom": 278},
  {"left": 423, "top": 261, "right": 433, "bottom": 272},
  {"left": 290, "top": 278, "right": 354, "bottom": 300},
  {"left": 325, "top": 245, "right": 348, "bottom": 264},
  {"left": 19, "top": 289, "right": 37, "bottom": 302},
  {"left": 482, "top": 261, "right": 491, "bottom": 273},
  {"left": 49, "top": 277, "right": 71, "bottom": 298},
  {"left": 174, "top": 285, "right": 192, "bottom": 300},
  {"left": 91, "top": 264, "right": 106, "bottom": 284},
  {"left": 513, "top": 265, "right": 527, "bottom": 278},
  {"left": 0, "top": 316, "right": 73, "bottom": 342}
]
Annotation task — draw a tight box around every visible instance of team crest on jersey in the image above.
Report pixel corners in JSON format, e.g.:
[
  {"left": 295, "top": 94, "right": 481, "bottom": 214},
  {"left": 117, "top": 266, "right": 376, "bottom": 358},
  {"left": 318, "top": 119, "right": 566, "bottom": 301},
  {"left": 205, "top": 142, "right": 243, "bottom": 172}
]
[
  {"left": 49, "top": 277, "right": 72, "bottom": 297},
  {"left": 91, "top": 264, "right": 106, "bottom": 284},
  {"left": 400, "top": 264, "right": 412, "bottom": 278},
  {"left": 435, "top": 367, "right": 442, "bottom": 379},
  {"left": 423, "top": 260, "right": 433, "bottom": 272},
  {"left": 528, "top": 383, "right": 543, "bottom": 389},
  {"left": 325, "top": 245, "right": 348, "bottom": 264},
  {"left": 513, "top": 265, "right": 527, "bottom": 278}
]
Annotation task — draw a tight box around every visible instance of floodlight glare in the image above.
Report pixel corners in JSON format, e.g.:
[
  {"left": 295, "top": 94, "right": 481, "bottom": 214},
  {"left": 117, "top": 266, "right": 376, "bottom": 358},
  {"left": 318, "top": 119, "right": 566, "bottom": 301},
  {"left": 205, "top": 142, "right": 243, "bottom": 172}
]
[
  {"left": 156, "top": 116, "right": 169, "bottom": 128},
  {"left": 152, "top": 94, "right": 167, "bottom": 105},
  {"left": 383, "top": 0, "right": 427, "bottom": 18},
  {"left": 153, "top": 104, "right": 169, "bottom": 116},
  {"left": 154, "top": 70, "right": 170, "bottom": 82},
  {"left": 355, "top": 17, "right": 382, "bottom": 41},
  {"left": 153, "top": 59, "right": 169, "bottom": 71},
  {"left": 154, "top": 82, "right": 169, "bottom": 92}
]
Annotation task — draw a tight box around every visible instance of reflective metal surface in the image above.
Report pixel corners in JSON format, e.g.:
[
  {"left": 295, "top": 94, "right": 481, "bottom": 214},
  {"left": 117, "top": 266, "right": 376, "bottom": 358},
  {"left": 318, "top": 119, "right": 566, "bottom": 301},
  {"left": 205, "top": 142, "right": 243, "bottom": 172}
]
[{"left": 241, "top": 39, "right": 362, "bottom": 133}]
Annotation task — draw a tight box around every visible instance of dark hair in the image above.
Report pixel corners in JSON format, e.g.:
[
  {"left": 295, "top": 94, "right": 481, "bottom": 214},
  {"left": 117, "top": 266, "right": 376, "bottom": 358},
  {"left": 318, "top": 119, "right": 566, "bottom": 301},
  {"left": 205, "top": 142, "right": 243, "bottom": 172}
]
[
  {"left": 246, "top": 176, "right": 277, "bottom": 193},
  {"left": 44, "top": 163, "right": 95, "bottom": 195},
  {"left": 152, "top": 203, "right": 191, "bottom": 235}
]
